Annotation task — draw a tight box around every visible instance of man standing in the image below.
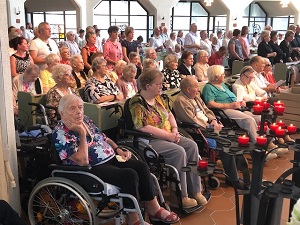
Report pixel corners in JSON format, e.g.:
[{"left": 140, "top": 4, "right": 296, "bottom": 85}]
[
  {"left": 95, "top": 28, "right": 103, "bottom": 53},
  {"left": 64, "top": 31, "right": 81, "bottom": 56},
  {"left": 184, "top": 23, "right": 201, "bottom": 63},
  {"left": 149, "top": 27, "right": 164, "bottom": 52},
  {"left": 24, "top": 22, "right": 34, "bottom": 41},
  {"left": 29, "top": 22, "right": 60, "bottom": 70}
]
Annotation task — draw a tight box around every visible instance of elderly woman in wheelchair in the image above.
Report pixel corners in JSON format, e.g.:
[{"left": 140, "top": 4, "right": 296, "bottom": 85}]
[
  {"left": 129, "top": 68, "right": 208, "bottom": 209},
  {"left": 172, "top": 76, "right": 246, "bottom": 189},
  {"left": 52, "top": 94, "right": 179, "bottom": 225}
]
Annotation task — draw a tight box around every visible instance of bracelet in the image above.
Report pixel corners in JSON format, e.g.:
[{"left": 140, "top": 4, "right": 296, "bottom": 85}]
[
  {"left": 113, "top": 146, "right": 121, "bottom": 153},
  {"left": 111, "top": 94, "right": 116, "bottom": 102}
]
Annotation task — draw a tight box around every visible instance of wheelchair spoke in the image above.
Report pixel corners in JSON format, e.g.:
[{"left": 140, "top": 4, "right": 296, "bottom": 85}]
[{"left": 28, "top": 179, "right": 94, "bottom": 225}]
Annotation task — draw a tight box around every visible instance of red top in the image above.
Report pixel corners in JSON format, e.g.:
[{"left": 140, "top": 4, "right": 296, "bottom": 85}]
[{"left": 208, "top": 52, "right": 223, "bottom": 66}]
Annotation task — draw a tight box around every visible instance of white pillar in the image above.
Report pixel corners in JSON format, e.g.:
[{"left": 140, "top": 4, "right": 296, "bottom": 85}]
[
  {"left": 86, "top": 0, "right": 101, "bottom": 27},
  {"left": 0, "top": 0, "right": 20, "bottom": 214},
  {"left": 72, "top": 0, "right": 87, "bottom": 29},
  {"left": 148, "top": 0, "right": 179, "bottom": 28},
  {"left": 7, "top": 0, "right": 26, "bottom": 27},
  {"left": 291, "top": 0, "right": 300, "bottom": 25},
  {"left": 222, "top": 0, "right": 253, "bottom": 31}
]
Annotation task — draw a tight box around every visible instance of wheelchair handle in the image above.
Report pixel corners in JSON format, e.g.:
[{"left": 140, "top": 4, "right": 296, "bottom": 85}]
[{"left": 170, "top": 90, "right": 180, "bottom": 96}]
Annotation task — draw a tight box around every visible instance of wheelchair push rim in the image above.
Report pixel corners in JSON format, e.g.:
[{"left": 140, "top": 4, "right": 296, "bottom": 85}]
[{"left": 28, "top": 177, "right": 96, "bottom": 225}]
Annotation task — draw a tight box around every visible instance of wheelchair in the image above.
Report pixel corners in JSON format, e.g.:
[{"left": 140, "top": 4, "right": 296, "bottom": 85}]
[
  {"left": 24, "top": 107, "right": 170, "bottom": 225},
  {"left": 115, "top": 97, "right": 210, "bottom": 214}
]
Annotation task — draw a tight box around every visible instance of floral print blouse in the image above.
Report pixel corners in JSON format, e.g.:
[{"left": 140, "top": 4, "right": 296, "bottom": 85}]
[
  {"left": 161, "top": 68, "right": 182, "bottom": 91},
  {"left": 129, "top": 94, "right": 172, "bottom": 133},
  {"left": 53, "top": 116, "right": 115, "bottom": 165}
]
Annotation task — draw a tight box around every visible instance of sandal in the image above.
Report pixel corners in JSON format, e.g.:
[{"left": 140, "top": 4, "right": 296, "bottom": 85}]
[{"left": 149, "top": 207, "right": 180, "bottom": 224}]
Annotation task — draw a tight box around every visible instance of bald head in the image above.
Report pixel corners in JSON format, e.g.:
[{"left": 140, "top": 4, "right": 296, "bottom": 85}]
[
  {"left": 180, "top": 76, "right": 198, "bottom": 95},
  {"left": 249, "top": 56, "right": 265, "bottom": 73}
]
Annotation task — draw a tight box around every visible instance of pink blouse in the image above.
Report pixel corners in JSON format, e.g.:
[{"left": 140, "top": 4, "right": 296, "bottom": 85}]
[{"left": 103, "top": 39, "right": 123, "bottom": 70}]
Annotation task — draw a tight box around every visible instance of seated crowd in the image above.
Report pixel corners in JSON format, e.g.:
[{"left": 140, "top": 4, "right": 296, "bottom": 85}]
[{"left": 10, "top": 21, "right": 298, "bottom": 222}]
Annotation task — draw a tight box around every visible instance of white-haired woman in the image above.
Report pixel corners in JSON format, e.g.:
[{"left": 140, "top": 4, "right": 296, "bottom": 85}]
[
  {"left": 161, "top": 54, "right": 182, "bottom": 90},
  {"left": 53, "top": 94, "right": 179, "bottom": 225},
  {"left": 108, "top": 60, "right": 127, "bottom": 83},
  {"left": 60, "top": 47, "right": 71, "bottom": 65},
  {"left": 202, "top": 65, "right": 259, "bottom": 144},
  {"left": 84, "top": 57, "right": 123, "bottom": 104},
  {"left": 193, "top": 50, "right": 210, "bottom": 82},
  {"left": 40, "top": 53, "right": 61, "bottom": 93},
  {"left": 70, "top": 54, "right": 88, "bottom": 89},
  {"left": 45, "top": 64, "right": 79, "bottom": 125},
  {"left": 116, "top": 63, "right": 138, "bottom": 99},
  {"left": 12, "top": 64, "right": 42, "bottom": 101}
]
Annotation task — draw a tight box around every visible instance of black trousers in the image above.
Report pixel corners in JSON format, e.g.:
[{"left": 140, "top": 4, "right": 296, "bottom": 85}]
[
  {"left": 0, "top": 200, "right": 25, "bottom": 225},
  {"left": 91, "top": 157, "right": 155, "bottom": 207}
]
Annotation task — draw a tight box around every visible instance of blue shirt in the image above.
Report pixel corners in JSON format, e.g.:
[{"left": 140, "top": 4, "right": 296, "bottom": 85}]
[{"left": 202, "top": 83, "right": 236, "bottom": 104}]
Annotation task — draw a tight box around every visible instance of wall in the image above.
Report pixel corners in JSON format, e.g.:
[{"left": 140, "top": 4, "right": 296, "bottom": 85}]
[{"left": 0, "top": 0, "right": 20, "bottom": 214}]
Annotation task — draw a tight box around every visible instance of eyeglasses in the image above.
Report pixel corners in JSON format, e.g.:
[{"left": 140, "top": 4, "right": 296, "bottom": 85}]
[
  {"left": 265, "top": 64, "right": 272, "bottom": 67},
  {"left": 64, "top": 73, "right": 73, "bottom": 77},
  {"left": 47, "top": 43, "right": 52, "bottom": 52},
  {"left": 243, "top": 73, "right": 255, "bottom": 80}
]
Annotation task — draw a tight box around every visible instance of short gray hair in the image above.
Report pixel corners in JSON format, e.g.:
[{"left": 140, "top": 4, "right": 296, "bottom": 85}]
[
  {"left": 196, "top": 50, "right": 209, "bottom": 62},
  {"left": 145, "top": 47, "right": 155, "bottom": 58},
  {"left": 45, "top": 53, "right": 60, "bottom": 65},
  {"left": 180, "top": 76, "right": 198, "bottom": 92},
  {"left": 143, "top": 58, "right": 155, "bottom": 70},
  {"left": 164, "top": 54, "right": 178, "bottom": 68},
  {"left": 70, "top": 54, "right": 83, "bottom": 66},
  {"left": 92, "top": 57, "right": 107, "bottom": 73},
  {"left": 24, "top": 64, "right": 40, "bottom": 76},
  {"left": 207, "top": 65, "right": 225, "bottom": 82},
  {"left": 58, "top": 94, "right": 83, "bottom": 115},
  {"left": 260, "top": 30, "right": 270, "bottom": 41},
  {"left": 122, "top": 63, "right": 137, "bottom": 77},
  {"left": 52, "top": 64, "right": 72, "bottom": 83},
  {"left": 114, "top": 60, "right": 127, "bottom": 71}
]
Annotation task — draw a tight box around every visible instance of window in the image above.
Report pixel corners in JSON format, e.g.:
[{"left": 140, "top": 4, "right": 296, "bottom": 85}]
[
  {"left": 171, "top": 1, "right": 226, "bottom": 37},
  {"left": 30, "top": 11, "right": 76, "bottom": 42},
  {"left": 94, "top": 0, "right": 153, "bottom": 42}
]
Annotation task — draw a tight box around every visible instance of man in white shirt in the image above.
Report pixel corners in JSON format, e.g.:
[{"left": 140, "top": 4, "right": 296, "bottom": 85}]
[
  {"left": 149, "top": 27, "right": 164, "bottom": 52},
  {"left": 64, "top": 31, "right": 81, "bottom": 56},
  {"left": 184, "top": 23, "right": 201, "bottom": 63},
  {"left": 24, "top": 22, "right": 34, "bottom": 41},
  {"left": 249, "top": 56, "right": 276, "bottom": 98},
  {"left": 95, "top": 29, "right": 103, "bottom": 53},
  {"left": 29, "top": 22, "right": 60, "bottom": 70}
]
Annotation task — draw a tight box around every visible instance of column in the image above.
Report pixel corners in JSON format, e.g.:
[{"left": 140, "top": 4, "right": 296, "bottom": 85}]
[
  {"left": 86, "top": 0, "right": 101, "bottom": 27},
  {"left": 72, "top": 0, "right": 87, "bottom": 29},
  {"left": 291, "top": 0, "right": 300, "bottom": 25},
  {"left": 7, "top": 0, "right": 26, "bottom": 27},
  {"left": 0, "top": 0, "right": 20, "bottom": 213},
  {"left": 148, "top": 0, "right": 179, "bottom": 28}
]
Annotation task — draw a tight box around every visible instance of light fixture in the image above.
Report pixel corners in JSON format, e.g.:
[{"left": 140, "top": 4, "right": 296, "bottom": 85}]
[
  {"left": 280, "top": 0, "right": 290, "bottom": 8},
  {"left": 204, "top": 0, "right": 214, "bottom": 6},
  {"left": 15, "top": 6, "right": 20, "bottom": 15}
]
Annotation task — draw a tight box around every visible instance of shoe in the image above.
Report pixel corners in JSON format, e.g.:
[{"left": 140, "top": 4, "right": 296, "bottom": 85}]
[
  {"left": 265, "top": 152, "right": 277, "bottom": 161},
  {"left": 274, "top": 148, "right": 289, "bottom": 155},
  {"left": 225, "top": 179, "right": 246, "bottom": 190},
  {"left": 285, "top": 135, "right": 295, "bottom": 142},
  {"left": 267, "top": 142, "right": 277, "bottom": 150},
  {"left": 149, "top": 207, "right": 180, "bottom": 224},
  {"left": 194, "top": 193, "right": 208, "bottom": 205},
  {"left": 182, "top": 197, "right": 198, "bottom": 209}
]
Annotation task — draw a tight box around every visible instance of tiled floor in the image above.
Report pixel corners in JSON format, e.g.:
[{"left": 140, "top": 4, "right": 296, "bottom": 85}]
[{"left": 21, "top": 137, "right": 299, "bottom": 225}]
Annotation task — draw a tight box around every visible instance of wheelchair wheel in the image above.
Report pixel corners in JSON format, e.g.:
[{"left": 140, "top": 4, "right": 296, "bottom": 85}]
[
  {"left": 208, "top": 176, "right": 220, "bottom": 190},
  {"left": 28, "top": 177, "right": 97, "bottom": 225},
  {"left": 119, "top": 144, "right": 143, "bottom": 160}
]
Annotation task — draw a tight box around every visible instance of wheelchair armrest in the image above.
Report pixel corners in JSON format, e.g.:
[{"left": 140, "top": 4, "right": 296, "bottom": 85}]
[
  {"left": 178, "top": 121, "right": 202, "bottom": 129},
  {"left": 124, "top": 129, "right": 153, "bottom": 138},
  {"left": 49, "top": 164, "right": 92, "bottom": 171}
]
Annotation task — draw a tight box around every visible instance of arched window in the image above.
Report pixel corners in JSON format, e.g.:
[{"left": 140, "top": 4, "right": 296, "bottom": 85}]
[
  {"left": 171, "top": 1, "right": 209, "bottom": 35},
  {"left": 94, "top": 0, "right": 153, "bottom": 42}
]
